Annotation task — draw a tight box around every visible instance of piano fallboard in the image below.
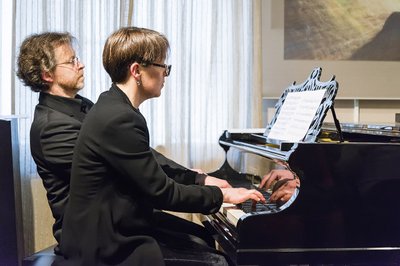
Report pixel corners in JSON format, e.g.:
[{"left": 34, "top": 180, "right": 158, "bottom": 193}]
[{"left": 205, "top": 125, "right": 400, "bottom": 265}]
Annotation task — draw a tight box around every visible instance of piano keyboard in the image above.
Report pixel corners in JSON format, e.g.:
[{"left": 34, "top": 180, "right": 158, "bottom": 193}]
[{"left": 219, "top": 188, "right": 279, "bottom": 226}]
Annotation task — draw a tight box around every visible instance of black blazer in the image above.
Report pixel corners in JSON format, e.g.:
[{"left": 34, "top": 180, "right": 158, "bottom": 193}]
[
  {"left": 60, "top": 84, "right": 223, "bottom": 265},
  {"left": 30, "top": 92, "right": 93, "bottom": 244}
]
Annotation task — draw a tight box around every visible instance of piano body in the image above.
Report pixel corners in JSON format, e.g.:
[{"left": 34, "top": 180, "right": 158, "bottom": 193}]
[
  {"left": 205, "top": 124, "right": 400, "bottom": 265},
  {"left": 204, "top": 69, "right": 400, "bottom": 265}
]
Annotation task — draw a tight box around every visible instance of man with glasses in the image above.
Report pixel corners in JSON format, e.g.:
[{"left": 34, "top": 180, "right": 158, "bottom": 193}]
[{"left": 16, "top": 32, "right": 93, "bottom": 254}]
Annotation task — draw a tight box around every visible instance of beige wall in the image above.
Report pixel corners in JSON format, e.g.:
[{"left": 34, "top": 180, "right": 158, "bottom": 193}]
[
  {"left": 261, "top": 0, "right": 400, "bottom": 125},
  {"left": 22, "top": 178, "right": 56, "bottom": 255}
]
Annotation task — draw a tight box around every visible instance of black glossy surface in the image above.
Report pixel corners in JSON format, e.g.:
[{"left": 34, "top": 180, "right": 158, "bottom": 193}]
[
  {"left": 0, "top": 119, "right": 22, "bottom": 266},
  {"left": 207, "top": 127, "right": 400, "bottom": 265}
]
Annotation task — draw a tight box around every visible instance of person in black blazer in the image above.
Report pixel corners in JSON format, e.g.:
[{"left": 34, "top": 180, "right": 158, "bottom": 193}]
[
  {"left": 59, "top": 27, "right": 265, "bottom": 266},
  {"left": 16, "top": 32, "right": 92, "bottom": 254}
]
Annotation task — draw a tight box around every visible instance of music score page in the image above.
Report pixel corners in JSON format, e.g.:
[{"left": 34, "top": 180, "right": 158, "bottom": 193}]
[{"left": 267, "top": 89, "right": 326, "bottom": 142}]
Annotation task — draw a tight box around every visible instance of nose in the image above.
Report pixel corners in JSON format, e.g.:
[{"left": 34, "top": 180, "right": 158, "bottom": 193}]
[{"left": 78, "top": 61, "right": 85, "bottom": 69}]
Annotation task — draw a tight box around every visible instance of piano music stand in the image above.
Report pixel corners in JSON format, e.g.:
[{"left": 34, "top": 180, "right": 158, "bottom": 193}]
[{"left": 264, "top": 67, "right": 340, "bottom": 144}]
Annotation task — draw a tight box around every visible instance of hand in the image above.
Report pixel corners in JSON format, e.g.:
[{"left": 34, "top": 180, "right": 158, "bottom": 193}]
[
  {"left": 204, "top": 175, "right": 232, "bottom": 188},
  {"left": 259, "top": 169, "right": 296, "bottom": 190},
  {"left": 269, "top": 178, "right": 299, "bottom": 203},
  {"left": 221, "top": 187, "right": 266, "bottom": 204}
]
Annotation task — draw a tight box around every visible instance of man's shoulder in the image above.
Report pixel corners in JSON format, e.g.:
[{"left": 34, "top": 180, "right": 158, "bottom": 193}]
[
  {"left": 31, "top": 105, "right": 82, "bottom": 139},
  {"left": 34, "top": 104, "right": 81, "bottom": 125}
]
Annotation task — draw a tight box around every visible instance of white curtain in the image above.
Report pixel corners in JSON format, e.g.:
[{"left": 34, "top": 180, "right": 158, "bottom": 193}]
[
  {"left": 133, "top": 0, "right": 263, "bottom": 171},
  {"left": 1, "top": 0, "right": 262, "bottom": 255}
]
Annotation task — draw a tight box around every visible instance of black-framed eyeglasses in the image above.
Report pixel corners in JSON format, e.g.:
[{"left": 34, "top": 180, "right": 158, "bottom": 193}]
[
  {"left": 146, "top": 62, "right": 172, "bottom": 76},
  {"left": 55, "top": 56, "right": 80, "bottom": 68}
]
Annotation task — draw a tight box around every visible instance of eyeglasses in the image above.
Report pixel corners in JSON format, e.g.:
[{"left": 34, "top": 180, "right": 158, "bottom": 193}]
[
  {"left": 146, "top": 62, "right": 172, "bottom": 76},
  {"left": 55, "top": 56, "right": 80, "bottom": 68}
]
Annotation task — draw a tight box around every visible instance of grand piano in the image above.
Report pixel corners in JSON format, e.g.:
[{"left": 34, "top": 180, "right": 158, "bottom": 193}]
[{"left": 204, "top": 68, "right": 400, "bottom": 265}]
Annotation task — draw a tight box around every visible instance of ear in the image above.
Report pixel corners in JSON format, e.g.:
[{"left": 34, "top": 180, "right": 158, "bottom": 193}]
[
  {"left": 41, "top": 70, "right": 54, "bottom": 83},
  {"left": 129, "top": 63, "right": 141, "bottom": 81}
]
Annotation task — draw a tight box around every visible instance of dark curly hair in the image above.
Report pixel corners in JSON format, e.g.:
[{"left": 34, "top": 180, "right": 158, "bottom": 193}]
[{"left": 16, "top": 32, "right": 73, "bottom": 92}]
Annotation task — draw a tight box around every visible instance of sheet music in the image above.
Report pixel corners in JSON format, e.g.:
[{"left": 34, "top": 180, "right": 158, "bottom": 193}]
[{"left": 267, "top": 89, "right": 326, "bottom": 142}]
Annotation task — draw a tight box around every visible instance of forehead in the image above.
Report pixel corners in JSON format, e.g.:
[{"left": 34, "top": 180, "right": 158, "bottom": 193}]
[{"left": 53, "top": 43, "right": 75, "bottom": 61}]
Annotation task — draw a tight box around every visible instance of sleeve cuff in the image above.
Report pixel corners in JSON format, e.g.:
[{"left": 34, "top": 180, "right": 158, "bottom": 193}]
[{"left": 195, "top": 173, "right": 207, "bottom": 185}]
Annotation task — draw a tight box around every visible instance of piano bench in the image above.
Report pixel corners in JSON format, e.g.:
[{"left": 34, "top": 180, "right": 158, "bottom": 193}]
[{"left": 22, "top": 245, "right": 61, "bottom": 266}]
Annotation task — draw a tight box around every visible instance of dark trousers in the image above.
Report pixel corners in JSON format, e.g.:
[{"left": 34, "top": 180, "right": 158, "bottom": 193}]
[
  {"left": 152, "top": 210, "right": 215, "bottom": 247},
  {"left": 152, "top": 210, "right": 234, "bottom": 266}
]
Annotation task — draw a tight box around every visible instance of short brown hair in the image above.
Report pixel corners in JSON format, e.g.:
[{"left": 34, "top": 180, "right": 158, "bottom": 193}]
[
  {"left": 102, "top": 27, "right": 169, "bottom": 83},
  {"left": 16, "top": 32, "right": 73, "bottom": 92}
]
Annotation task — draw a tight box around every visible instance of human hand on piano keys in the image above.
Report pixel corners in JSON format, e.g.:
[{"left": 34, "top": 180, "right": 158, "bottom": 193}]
[
  {"left": 269, "top": 178, "right": 299, "bottom": 203},
  {"left": 259, "top": 169, "right": 300, "bottom": 204},
  {"left": 259, "top": 169, "right": 295, "bottom": 189},
  {"left": 220, "top": 187, "right": 266, "bottom": 204}
]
